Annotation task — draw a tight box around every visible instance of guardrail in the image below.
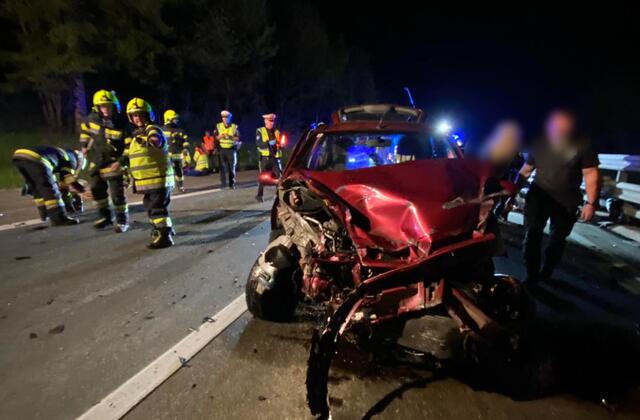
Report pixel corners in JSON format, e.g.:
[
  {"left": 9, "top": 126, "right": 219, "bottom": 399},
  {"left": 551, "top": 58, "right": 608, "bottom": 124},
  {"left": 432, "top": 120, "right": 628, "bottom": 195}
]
[{"left": 598, "top": 154, "right": 640, "bottom": 220}]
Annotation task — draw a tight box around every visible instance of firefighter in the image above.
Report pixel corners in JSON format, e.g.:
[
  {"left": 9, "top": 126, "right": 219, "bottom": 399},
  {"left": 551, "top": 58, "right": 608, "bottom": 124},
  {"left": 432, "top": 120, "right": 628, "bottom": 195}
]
[
  {"left": 80, "top": 89, "right": 129, "bottom": 232},
  {"left": 162, "top": 109, "right": 189, "bottom": 192},
  {"left": 213, "top": 110, "right": 240, "bottom": 189},
  {"left": 12, "top": 146, "right": 86, "bottom": 226},
  {"left": 255, "top": 113, "right": 284, "bottom": 202},
  {"left": 112, "top": 98, "right": 175, "bottom": 249}
]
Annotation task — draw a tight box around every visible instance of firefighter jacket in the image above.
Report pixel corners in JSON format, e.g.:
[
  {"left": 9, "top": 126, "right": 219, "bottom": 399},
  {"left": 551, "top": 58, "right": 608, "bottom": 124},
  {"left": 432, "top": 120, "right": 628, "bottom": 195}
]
[
  {"left": 80, "top": 111, "right": 126, "bottom": 178},
  {"left": 13, "top": 146, "right": 79, "bottom": 185},
  {"left": 120, "top": 125, "right": 174, "bottom": 192},
  {"left": 214, "top": 123, "right": 239, "bottom": 149},
  {"left": 162, "top": 123, "right": 190, "bottom": 159},
  {"left": 256, "top": 127, "right": 282, "bottom": 158}
]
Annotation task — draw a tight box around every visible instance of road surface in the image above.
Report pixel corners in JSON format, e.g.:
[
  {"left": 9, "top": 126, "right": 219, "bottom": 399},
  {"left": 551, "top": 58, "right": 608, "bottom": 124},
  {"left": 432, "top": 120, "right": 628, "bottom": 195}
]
[{"left": 1, "top": 170, "right": 640, "bottom": 420}]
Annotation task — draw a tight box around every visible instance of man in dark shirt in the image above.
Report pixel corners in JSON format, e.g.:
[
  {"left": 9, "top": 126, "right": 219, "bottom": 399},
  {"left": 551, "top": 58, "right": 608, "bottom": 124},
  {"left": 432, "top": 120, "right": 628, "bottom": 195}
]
[{"left": 516, "top": 110, "right": 600, "bottom": 282}]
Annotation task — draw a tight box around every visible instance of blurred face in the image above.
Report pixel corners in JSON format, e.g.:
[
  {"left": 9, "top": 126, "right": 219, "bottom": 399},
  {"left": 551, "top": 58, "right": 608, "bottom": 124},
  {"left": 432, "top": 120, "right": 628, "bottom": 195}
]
[
  {"left": 545, "top": 111, "right": 575, "bottom": 143},
  {"left": 132, "top": 113, "right": 146, "bottom": 127},
  {"left": 222, "top": 116, "right": 230, "bottom": 125},
  {"left": 99, "top": 105, "right": 112, "bottom": 118},
  {"left": 264, "top": 119, "right": 275, "bottom": 130},
  {"left": 205, "top": 131, "right": 211, "bottom": 136}
]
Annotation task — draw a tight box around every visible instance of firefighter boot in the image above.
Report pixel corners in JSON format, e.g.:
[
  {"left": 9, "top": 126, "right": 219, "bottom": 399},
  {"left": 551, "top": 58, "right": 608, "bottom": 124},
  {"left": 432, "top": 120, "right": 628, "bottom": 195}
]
[
  {"left": 94, "top": 206, "right": 113, "bottom": 229},
  {"left": 114, "top": 211, "right": 130, "bottom": 233},
  {"left": 49, "top": 206, "right": 79, "bottom": 226},
  {"left": 37, "top": 205, "right": 48, "bottom": 222},
  {"left": 147, "top": 227, "right": 174, "bottom": 249}
]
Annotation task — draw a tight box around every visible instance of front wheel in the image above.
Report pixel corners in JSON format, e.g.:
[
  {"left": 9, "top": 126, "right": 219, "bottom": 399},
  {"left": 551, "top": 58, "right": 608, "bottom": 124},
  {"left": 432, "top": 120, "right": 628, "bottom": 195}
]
[{"left": 245, "top": 246, "right": 300, "bottom": 322}]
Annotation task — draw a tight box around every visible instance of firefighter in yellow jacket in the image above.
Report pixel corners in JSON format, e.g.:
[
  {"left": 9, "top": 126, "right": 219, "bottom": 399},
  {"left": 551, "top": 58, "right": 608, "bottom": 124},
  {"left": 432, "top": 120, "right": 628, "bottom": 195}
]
[
  {"left": 112, "top": 98, "right": 175, "bottom": 249},
  {"left": 213, "top": 110, "right": 240, "bottom": 189},
  {"left": 80, "top": 90, "right": 129, "bottom": 232},
  {"left": 255, "top": 113, "right": 284, "bottom": 202},
  {"left": 162, "top": 109, "right": 189, "bottom": 192}
]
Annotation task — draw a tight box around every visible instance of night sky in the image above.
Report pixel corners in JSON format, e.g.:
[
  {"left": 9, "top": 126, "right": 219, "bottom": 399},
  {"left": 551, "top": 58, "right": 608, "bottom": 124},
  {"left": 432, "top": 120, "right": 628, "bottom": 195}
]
[{"left": 316, "top": 2, "right": 640, "bottom": 152}]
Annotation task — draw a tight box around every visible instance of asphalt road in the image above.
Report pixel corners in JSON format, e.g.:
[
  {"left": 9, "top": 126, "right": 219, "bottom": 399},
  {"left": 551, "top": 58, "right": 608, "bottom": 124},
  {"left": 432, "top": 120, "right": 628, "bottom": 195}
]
[{"left": 1, "top": 171, "right": 640, "bottom": 420}]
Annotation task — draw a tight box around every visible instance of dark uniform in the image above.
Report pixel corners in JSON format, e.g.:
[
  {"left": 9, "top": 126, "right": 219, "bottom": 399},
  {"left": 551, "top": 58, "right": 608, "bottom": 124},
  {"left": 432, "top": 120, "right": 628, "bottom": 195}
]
[
  {"left": 523, "top": 138, "right": 599, "bottom": 280},
  {"left": 214, "top": 121, "right": 240, "bottom": 188},
  {"left": 162, "top": 123, "right": 189, "bottom": 191},
  {"left": 256, "top": 126, "right": 283, "bottom": 200},
  {"left": 12, "top": 146, "right": 83, "bottom": 225},
  {"left": 80, "top": 110, "right": 128, "bottom": 229}
]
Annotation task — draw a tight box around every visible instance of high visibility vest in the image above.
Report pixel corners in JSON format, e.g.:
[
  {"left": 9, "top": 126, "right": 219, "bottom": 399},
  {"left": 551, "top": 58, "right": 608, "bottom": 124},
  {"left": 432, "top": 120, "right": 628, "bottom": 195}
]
[
  {"left": 257, "top": 127, "right": 282, "bottom": 158},
  {"left": 216, "top": 123, "right": 238, "bottom": 149},
  {"left": 193, "top": 148, "right": 210, "bottom": 171},
  {"left": 80, "top": 111, "right": 125, "bottom": 179},
  {"left": 13, "top": 146, "right": 77, "bottom": 185},
  {"left": 127, "top": 125, "right": 174, "bottom": 192}
]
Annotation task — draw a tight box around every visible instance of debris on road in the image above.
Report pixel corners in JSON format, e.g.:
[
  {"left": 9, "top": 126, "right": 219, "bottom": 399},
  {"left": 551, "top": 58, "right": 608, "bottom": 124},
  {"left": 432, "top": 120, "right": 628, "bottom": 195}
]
[
  {"left": 29, "top": 332, "right": 38, "bottom": 339},
  {"left": 14, "top": 256, "right": 31, "bottom": 261},
  {"left": 48, "top": 324, "right": 65, "bottom": 335},
  {"left": 203, "top": 316, "right": 216, "bottom": 323}
]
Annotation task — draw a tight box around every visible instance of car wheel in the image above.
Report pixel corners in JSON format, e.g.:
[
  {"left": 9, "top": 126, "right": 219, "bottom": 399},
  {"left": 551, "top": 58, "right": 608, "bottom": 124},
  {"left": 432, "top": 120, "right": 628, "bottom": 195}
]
[{"left": 245, "top": 249, "right": 300, "bottom": 322}]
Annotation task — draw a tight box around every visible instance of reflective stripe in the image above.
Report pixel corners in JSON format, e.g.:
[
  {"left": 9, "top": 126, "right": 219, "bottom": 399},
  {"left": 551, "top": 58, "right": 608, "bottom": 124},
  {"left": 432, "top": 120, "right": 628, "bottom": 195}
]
[
  {"left": 13, "top": 149, "right": 54, "bottom": 170},
  {"left": 45, "top": 199, "right": 64, "bottom": 209},
  {"left": 216, "top": 123, "right": 238, "bottom": 149},
  {"left": 257, "top": 127, "right": 282, "bottom": 158},
  {"left": 151, "top": 217, "right": 172, "bottom": 228},
  {"left": 34, "top": 198, "right": 45, "bottom": 205},
  {"left": 114, "top": 204, "right": 128, "bottom": 212},
  {"left": 128, "top": 125, "right": 174, "bottom": 192}
]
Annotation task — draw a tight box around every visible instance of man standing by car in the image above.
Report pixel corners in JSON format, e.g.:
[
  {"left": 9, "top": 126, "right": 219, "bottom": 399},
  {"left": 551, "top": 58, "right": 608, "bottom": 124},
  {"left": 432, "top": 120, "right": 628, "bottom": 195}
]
[
  {"left": 516, "top": 110, "right": 599, "bottom": 283},
  {"left": 214, "top": 110, "right": 240, "bottom": 189},
  {"left": 255, "top": 113, "right": 283, "bottom": 202}
]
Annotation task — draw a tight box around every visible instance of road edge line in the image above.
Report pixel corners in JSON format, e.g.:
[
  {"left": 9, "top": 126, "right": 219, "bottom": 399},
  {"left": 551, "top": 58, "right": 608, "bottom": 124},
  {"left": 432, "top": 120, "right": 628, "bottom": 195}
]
[{"left": 76, "top": 293, "right": 248, "bottom": 420}]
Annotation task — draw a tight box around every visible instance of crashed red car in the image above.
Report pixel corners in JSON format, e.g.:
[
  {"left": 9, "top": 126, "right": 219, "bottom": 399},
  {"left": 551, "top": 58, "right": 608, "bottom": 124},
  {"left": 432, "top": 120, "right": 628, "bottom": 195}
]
[{"left": 245, "top": 104, "right": 533, "bottom": 417}]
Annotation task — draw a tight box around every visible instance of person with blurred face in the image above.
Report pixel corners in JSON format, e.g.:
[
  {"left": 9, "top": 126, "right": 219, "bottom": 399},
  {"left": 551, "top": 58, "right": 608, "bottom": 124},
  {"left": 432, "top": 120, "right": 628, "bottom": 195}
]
[
  {"left": 80, "top": 90, "right": 129, "bottom": 232},
  {"left": 515, "top": 110, "right": 600, "bottom": 283},
  {"left": 213, "top": 110, "right": 240, "bottom": 189},
  {"left": 255, "top": 113, "right": 284, "bottom": 202}
]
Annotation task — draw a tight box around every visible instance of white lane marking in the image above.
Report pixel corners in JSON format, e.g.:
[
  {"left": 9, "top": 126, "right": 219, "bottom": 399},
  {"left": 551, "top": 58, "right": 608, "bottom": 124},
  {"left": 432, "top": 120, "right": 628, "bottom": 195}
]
[
  {"left": 77, "top": 293, "right": 248, "bottom": 420},
  {"left": 0, "top": 187, "right": 224, "bottom": 232}
]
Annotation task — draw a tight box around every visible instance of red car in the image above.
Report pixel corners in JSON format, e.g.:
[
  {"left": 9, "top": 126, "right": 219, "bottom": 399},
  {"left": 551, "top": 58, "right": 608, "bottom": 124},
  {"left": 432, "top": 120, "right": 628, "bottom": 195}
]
[{"left": 245, "top": 104, "right": 532, "bottom": 417}]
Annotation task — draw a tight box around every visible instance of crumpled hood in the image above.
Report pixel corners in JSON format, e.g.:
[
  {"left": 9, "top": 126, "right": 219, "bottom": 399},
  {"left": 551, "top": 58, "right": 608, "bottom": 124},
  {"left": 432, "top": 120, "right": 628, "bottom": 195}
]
[{"left": 303, "top": 159, "right": 486, "bottom": 254}]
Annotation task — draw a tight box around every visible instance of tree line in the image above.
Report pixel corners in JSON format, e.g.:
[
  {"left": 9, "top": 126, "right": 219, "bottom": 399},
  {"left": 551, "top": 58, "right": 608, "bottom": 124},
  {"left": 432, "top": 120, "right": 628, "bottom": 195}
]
[{"left": 1, "top": 0, "right": 377, "bottom": 134}]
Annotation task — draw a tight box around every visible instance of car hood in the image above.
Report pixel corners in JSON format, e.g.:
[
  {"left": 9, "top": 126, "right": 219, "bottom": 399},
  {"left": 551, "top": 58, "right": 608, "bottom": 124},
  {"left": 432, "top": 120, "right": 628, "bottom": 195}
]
[{"left": 303, "top": 159, "right": 486, "bottom": 255}]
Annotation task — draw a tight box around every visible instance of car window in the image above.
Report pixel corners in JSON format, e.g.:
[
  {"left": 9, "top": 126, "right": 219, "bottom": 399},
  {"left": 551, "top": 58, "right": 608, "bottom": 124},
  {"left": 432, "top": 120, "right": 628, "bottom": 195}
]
[{"left": 305, "top": 132, "right": 457, "bottom": 171}]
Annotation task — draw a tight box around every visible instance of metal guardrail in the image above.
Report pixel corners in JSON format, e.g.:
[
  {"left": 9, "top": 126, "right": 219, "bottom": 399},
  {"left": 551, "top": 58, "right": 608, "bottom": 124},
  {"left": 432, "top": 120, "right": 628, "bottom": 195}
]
[{"left": 598, "top": 154, "right": 640, "bottom": 219}]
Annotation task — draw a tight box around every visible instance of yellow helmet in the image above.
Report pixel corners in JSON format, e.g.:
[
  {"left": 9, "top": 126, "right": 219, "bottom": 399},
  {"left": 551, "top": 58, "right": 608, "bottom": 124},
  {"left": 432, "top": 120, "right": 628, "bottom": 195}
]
[
  {"left": 164, "top": 109, "right": 179, "bottom": 125},
  {"left": 93, "top": 90, "right": 121, "bottom": 113},
  {"left": 126, "top": 97, "right": 155, "bottom": 123}
]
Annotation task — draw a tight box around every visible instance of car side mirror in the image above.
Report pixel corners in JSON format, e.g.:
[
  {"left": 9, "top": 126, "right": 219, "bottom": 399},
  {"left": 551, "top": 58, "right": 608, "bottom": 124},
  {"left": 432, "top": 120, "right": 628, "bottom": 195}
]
[{"left": 258, "top": 170, "right": 279, "bottom": 186}]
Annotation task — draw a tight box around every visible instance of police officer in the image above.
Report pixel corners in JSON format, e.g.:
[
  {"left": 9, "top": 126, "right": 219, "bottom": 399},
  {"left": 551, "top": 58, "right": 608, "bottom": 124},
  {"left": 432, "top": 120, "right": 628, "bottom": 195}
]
[
  {"left": 162, "top": 109, "right": 190, "bottom": 192},
  {"left": 255, "top": 113, "right": 283, "bottom": 202},
  {"left": 213, "top": 110, "right": 240, "bottom": 189},
  {"left": 112, "top": 98, "right": 175, "bottom": 249},
  {"left": 12, "top": 146, "right": 85, "bottom": 226},
  {"left": 80, "top": 90, "right": 129, "bottom": 232}
]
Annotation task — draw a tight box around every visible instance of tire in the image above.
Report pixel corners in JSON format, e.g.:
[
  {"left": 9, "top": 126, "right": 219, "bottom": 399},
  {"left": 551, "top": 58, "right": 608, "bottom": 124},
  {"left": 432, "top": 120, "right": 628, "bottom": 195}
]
[{"left": 245, "top": 252, "right": 300, "bottom": 322}]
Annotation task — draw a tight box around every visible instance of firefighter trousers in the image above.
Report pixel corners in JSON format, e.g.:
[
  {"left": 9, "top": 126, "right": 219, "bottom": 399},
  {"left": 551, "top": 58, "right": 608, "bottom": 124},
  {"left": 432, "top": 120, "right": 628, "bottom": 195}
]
[
  {"left": 90, "top": 171, "right": 128, "bottom": 223},
  {"left": 12, "top": 158, "right": 68, "bottom": 222},
  {"left": 143, "top": 188, "right": 172, "bottom": 229}
]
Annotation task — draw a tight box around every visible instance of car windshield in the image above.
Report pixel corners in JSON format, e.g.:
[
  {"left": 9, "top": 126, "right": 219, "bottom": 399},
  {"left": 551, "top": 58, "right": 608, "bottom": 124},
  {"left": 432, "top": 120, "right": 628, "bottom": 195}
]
[{"left": 305, "top": 131, "right": 457, "bottom": 171}]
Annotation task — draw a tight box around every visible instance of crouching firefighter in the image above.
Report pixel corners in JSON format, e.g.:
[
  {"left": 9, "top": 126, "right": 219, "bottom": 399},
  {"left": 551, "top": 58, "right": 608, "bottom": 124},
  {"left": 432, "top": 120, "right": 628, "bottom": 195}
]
[
  {"left": 12, "top": 146, "right": 86, "bottom": 226},
  {"left": 255, "top": 113, "right": 284, "bottom": 202},
  {"left": 80, "top": 89, "right": 129, "bottom": 232},
  {"left": 162, "top": 109, "right": 189, "bottom": 192},
  {"left": 113, "top": 98, "right": 175, "bottom": 249}
]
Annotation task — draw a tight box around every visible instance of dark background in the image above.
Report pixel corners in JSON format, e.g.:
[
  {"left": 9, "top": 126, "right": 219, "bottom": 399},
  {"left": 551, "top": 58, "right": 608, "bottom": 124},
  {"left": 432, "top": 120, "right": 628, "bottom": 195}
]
[{"left": 1, "top": 1, "right": 639, "bottom": 152}]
